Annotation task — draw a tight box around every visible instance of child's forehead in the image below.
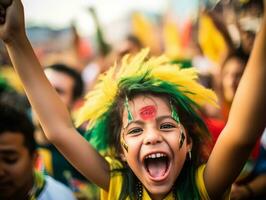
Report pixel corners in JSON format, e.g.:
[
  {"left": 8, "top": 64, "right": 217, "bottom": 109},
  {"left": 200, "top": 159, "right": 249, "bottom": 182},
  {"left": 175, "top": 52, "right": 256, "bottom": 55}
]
[
  {"left": 130, "top": 95, "right": 169, "bottom": 109},
  {"left": 123, "top": 95, "right": 171, "bottom": 121}
]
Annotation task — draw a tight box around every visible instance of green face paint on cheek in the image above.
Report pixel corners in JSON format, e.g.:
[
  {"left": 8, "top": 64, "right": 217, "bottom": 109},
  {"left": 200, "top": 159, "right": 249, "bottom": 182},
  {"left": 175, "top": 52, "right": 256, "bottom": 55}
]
[
  {"left": 121, "top": 138, "right": 128, "bottom": 152},
  {"left": 170, "top": 100, "right": 185, "bottom": 149},
  {"left": 179, "top": 128, "right": 185, "bottom": 149}
]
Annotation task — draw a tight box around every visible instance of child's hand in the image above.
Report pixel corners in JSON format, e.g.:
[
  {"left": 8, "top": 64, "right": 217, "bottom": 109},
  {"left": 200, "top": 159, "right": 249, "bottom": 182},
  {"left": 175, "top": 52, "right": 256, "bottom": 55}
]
[
  {"left": 0, "top": 0, "right": 12, "bottom": 9},
  {"left": 0, "top": 0, "right": 26, "bottom": 43},
  {"left": 264, "top": 0, "right": 266, "bottom": 19}
]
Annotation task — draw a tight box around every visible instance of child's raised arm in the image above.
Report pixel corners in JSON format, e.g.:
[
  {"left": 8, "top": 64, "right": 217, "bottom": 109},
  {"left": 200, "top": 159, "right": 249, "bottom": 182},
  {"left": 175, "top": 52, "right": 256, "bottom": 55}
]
[
  {"left": 204, "top": 1, "right": 266, "bottom": 199},
  {"left": 0, "top": 0, "right": 110, "bottom": 191}
]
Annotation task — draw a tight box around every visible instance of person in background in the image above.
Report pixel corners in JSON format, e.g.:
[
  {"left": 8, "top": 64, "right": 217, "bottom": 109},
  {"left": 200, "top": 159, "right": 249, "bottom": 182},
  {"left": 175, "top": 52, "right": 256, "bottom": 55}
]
[
  {"left": 116, "top": 34, "right": 143, "bottom": 60},
  {"left": 34, "top": 63, "right": 99, "bottom": 199},
  {"left": 82, "top": 34, "right": 143, "bottom": 93},
  {"left": 209, "top": 51, "right": 261, "bottom": 182},
  {"left": 212, "top": 52, "right": 248, "bottom": 141},
  {"left": 0, "top": 103, "right": 76, "bottom": 200},
  {"left": 44, "top": 63, "right": 84, "bottom": 112},
  {"left": 236, "top": 0, "right": 263, "bottom": 61}
]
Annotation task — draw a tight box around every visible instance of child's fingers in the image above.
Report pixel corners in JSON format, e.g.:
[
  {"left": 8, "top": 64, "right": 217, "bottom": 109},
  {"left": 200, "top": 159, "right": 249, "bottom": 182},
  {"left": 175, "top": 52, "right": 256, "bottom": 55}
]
[
  {"left": 0, "top": 0, "right": 12, "bottom": 8},
  {"left": 264, "top": 0, "right": 266, "bottom": 14},
  {"left": 0, "top": 0, "right": 13, "bottom": 25},
  {"left": 0, "top": 4, "right": 6, "bottom": 24}
]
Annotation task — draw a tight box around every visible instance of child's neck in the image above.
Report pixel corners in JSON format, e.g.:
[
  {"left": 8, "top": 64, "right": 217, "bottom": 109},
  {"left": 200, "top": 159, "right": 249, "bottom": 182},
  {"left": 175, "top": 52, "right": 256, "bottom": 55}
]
[{"left": 135, "top": 176, "right": 175, "bottom": 200}]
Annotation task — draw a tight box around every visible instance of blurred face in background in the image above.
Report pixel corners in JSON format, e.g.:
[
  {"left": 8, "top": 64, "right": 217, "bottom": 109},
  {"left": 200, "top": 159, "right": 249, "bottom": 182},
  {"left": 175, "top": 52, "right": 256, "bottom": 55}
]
[
  {"left": 241, "top": 30, "right": 255, "bottom": 55},
  {"left": 44, "top": 69, "right": 75, "bottom": 109},
  {"left": 117, "top": 36, "right": 142, "bottom": 60},
  {"left": 34, "top": 68, "right": 79, "bottom": 145},
  {"left": 0, "top": 132, "right": 35, "bottom": 200},
  {"left": 222, "top": 57, "right": 245, "bottom": 103}
]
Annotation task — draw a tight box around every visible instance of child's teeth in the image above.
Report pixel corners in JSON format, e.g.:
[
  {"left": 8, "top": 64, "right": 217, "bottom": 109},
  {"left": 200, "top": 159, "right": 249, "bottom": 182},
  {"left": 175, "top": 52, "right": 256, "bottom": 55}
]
[{"left": 146, "top": 153, "right": 166, "bottom": 159}]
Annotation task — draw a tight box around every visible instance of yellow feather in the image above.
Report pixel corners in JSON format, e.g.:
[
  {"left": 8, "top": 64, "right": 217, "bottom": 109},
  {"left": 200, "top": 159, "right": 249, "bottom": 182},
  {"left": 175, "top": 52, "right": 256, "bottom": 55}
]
[{"left": 75, "top": 49, "right": 217, "bottom": 128}]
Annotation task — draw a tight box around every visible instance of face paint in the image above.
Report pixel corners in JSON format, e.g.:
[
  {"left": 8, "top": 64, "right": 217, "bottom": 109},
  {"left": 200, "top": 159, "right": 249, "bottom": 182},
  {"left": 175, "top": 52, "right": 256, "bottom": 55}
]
[
  {"left": 124, "top": 96, "right": 133, "bottom": 123},
  {"left": 121, "top": 138, "right": 128, "bottom": 152},
  {"left": 179, "top": 127, "right": 186, "bottom": 149},
  {"left": 170, "top": 100, "right": 185, "bottom": 149},
  {"left": 139, "top": 105, "right": 157, "bottom": 120},
  {"left": 170, "top": 100, "right": 180, "bottom": 123}
]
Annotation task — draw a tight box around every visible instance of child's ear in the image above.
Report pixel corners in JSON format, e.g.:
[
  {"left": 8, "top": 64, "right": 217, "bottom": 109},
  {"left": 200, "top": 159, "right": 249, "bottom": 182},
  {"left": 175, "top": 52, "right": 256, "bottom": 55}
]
[
  {"left": 186, "top": 134, "right": 193, "bottom": 150},
  {"left": 182, "top": 126, "right": 193, "bottom": 149},
  {"left": 187, "top": 137, "right": 193, "bottom": 152},
  {"left": 120, "top": 153, "right": 126, "bottom": 161}
]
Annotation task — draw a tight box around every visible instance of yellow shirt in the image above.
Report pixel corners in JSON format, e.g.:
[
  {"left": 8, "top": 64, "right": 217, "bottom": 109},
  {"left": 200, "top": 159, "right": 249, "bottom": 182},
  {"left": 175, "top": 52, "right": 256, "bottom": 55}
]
[{"left": 101, "top": 159, "right": 230, "bottom": 200}]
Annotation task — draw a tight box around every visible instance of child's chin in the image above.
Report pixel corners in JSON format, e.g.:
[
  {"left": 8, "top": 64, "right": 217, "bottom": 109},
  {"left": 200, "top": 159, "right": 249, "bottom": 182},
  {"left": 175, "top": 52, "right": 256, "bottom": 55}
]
[{"left": 145, "top": 184, "right": 173, "bottom": 199}]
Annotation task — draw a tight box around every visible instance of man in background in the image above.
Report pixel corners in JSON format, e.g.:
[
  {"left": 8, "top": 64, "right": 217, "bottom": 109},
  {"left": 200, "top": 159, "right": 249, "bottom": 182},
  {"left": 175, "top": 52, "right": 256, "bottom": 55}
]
[
  {"left": 0, "top": 103, "right": 76, "bottom": 200},
  {"left": 34, "top": 63, "right": 99, "bottom": 199}
]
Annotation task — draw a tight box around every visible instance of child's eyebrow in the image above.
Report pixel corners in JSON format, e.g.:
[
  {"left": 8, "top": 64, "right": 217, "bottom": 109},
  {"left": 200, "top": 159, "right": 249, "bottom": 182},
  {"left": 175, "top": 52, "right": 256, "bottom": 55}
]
[
  {"left": 123, "top": 120, "right": 144, "bottom": 129},
  {"left": 156, "top": 115, "right": 175, "bottom": 122}
]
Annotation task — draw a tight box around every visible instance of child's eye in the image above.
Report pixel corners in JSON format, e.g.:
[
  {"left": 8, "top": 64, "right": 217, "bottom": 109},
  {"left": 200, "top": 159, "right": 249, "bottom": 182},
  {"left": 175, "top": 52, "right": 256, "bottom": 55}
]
[
  {"left": 127, "top": 128, "right": 142, "bottom": 135},
  {"left": 160, "top": 123, "right": 175, "bottom": 129}
]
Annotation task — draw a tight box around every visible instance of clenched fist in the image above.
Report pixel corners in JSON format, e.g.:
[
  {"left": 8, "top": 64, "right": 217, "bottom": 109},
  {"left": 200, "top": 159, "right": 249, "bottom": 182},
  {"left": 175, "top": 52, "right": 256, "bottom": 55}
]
[
  {"left": 0, "top": 0, "right": 12, "bottom": 8},
  {"left": 0, "top": 0, "right": 25, "bottom": 43},
  {"left": 0, "top": 0, "right": 12, "bottom": 24}
]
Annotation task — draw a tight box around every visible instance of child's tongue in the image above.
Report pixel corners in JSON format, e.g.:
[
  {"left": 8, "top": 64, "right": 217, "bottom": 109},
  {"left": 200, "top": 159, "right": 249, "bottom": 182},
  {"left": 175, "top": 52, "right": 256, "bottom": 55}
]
[{"left": 146, "top": 159, "right": 167, "bottom": 178}]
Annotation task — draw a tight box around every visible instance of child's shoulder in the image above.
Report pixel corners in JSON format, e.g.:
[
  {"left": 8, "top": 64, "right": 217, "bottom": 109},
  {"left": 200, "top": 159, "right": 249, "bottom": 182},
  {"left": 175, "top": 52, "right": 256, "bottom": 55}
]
[{"left": 195, "top": 164, "right": 230, "bottom": 200}]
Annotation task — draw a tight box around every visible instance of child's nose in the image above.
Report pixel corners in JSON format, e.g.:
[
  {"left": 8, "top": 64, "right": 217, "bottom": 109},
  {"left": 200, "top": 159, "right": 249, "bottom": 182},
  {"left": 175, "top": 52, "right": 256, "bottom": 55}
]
[{"left": 143, "top": 129, "right": 163, "bottom": 145}]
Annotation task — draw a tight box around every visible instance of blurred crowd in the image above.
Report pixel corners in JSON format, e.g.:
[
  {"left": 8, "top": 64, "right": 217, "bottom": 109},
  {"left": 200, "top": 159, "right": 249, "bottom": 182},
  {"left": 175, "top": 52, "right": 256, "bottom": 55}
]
[{"left": 0, "top": 0, "right": 265, "bottom": 199}]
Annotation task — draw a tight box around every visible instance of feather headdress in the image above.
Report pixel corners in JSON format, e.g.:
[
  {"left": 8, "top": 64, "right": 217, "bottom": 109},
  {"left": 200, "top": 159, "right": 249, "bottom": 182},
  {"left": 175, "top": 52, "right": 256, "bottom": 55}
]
[{"left": 75, "top": 48, "right": 217, "bottom": 153}]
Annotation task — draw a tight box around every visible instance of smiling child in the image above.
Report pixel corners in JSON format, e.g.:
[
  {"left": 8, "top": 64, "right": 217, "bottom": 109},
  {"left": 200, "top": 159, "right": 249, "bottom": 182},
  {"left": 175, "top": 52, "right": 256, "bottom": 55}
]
[{"left": 0, "top": 0, "right": 265, "bottom": 199}]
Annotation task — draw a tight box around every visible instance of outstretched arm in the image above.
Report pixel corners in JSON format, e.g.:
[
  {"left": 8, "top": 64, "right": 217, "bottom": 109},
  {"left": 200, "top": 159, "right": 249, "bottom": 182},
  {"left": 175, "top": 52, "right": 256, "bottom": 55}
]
[
  {"left": 204, "top": 1, "right": 266, "bottom": 199},
  {"left": 0, "top": 0, "right": 110, "bottom": 190}
]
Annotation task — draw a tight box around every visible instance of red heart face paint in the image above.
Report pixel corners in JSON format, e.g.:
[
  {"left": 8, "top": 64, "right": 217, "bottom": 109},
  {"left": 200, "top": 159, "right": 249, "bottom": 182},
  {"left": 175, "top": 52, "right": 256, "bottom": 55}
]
[{"left": 139, "top": 105, "right": 157, "bottom": 120}]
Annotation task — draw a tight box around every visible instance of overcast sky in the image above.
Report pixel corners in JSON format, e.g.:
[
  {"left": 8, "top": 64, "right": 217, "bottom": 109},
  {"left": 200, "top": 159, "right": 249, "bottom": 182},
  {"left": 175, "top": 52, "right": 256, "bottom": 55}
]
[{"left": 23, "top": 0, "right": 168, "bottom": 36}]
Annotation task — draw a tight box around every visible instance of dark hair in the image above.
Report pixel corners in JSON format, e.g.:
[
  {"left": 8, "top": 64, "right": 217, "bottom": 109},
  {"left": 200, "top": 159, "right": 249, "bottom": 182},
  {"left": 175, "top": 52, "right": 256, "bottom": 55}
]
[
  {"left": 221, "top": 51, "right": 248, "bottom": 72},
  {"left": 0, "top": 103, "right": 36, "bottom": 156},
  {"left": 126, "top": 35, "right": 143, "bottom": 49},
  {"left": 0, "top": 90, "right": 30, "bottom": 112},
  {"left": 45, "top": 63, "right": 84, "bottom": 101}
]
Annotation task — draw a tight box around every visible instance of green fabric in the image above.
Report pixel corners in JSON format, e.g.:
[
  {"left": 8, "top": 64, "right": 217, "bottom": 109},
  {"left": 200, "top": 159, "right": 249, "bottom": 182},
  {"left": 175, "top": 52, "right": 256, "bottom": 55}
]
[
  {"left": 38, "top": 143, "right": 100, "bottom": 200},
  {"left": 29, "top": 171, "right": 46, "bottom": 200},
  {"left": 0, "top": 75, "right": 13, "bottom": 93}
]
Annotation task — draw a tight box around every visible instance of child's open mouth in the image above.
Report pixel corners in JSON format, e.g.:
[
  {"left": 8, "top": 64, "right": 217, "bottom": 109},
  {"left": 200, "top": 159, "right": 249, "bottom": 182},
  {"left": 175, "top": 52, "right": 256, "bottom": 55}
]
[{"left": 144, "top": 153, "right": 170, "bottom": 180}]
